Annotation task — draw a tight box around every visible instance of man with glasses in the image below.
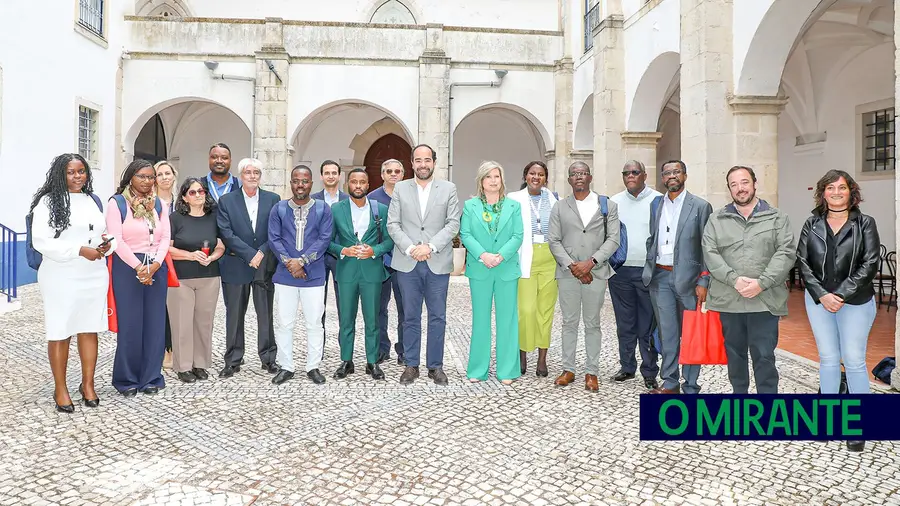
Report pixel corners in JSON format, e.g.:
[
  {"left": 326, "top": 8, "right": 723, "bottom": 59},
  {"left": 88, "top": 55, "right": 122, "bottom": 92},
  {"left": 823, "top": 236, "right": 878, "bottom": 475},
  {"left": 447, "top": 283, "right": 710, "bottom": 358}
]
[
  {"left": 548, "top": 161, "right": 621, "bottom": 392},
  {"left": 368, "top": 159, "right": 407, "bottom": 365},
  {"left": 610, "top": 160, "right": 662, "bottom": 389},
  {"left": 216, "top": 158, "right": 281, "bottom": 378},
  {"left": 642, "top": 160, "right": 712, "bottom": 394}
]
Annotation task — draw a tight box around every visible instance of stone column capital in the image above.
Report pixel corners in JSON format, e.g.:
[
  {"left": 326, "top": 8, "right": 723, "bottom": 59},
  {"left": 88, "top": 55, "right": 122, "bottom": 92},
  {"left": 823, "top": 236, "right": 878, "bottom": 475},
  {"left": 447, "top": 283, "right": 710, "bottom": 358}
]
[
  {"left": 592, "top": 14, "right": 624, "bottom": 37},
  {"left": 728, "top": 95, "right": 789, "bottom": 115},
  {"left": 621, "top": 131, "right": 663, "bottom": 146},
  {"left": 554, "top": 58, "right": 574, "bottom": 73}
]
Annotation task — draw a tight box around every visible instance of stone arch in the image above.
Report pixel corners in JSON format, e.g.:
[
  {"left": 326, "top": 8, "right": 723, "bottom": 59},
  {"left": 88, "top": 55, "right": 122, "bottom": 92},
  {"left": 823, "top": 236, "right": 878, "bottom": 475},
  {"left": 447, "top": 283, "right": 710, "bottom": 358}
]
[
  {"left": 364, "top": 0, "right": 422, "bottom": 24},
  {"left": 573, "top": 93, "right": 593, "bottom": 150},
  {"left": 735, "top": 0, "right": 839, "bottom": 96},
  {"left": 453, "top": 102, "right": 552, "bottom": 152},
  {"left": 290, "top": 99, "right": 415, "bottom": 156},
  {"left": 135, "top": 0, "right": 192, "bottom": 16},
  {"left": 349, "top": 117, "right": 413, "bottom": 166},
  {"left": 628, "top": 51, "right": 680, "bottom": 132}
]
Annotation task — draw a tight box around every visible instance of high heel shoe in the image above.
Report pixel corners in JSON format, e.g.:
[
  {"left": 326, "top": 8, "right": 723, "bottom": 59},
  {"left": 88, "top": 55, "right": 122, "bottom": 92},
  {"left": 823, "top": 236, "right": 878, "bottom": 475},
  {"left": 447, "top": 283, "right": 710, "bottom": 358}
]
[
  {"left": 79, "top": 384, "right": 100, "bottom": 408},
  {"left": 55, "top": 402, "right": 75, "bottom": 414}
]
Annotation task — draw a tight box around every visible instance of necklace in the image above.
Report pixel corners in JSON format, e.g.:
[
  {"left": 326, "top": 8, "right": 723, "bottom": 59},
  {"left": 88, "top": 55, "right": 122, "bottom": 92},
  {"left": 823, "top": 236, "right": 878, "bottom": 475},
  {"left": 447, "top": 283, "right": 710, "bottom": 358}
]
[{"left": 481, "top": 196, "right": 504, "bottom": 234}]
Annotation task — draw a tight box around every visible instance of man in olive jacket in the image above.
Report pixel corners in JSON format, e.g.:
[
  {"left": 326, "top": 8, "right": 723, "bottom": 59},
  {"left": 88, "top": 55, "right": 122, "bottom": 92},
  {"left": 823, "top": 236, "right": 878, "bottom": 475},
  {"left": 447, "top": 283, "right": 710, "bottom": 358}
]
[{"left": 702, "top": 166, "right": 795, "bottom": 394}]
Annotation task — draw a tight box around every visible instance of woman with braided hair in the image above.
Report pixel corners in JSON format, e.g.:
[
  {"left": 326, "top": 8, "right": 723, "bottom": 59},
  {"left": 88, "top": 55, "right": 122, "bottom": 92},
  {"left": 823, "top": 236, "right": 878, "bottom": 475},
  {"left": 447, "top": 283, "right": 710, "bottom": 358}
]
[
  {"left": 105, "top": 159, "right": 171, "bottom": 397},
  {"left": 30, "top": 153, "right": 114, "bottom": 413}
]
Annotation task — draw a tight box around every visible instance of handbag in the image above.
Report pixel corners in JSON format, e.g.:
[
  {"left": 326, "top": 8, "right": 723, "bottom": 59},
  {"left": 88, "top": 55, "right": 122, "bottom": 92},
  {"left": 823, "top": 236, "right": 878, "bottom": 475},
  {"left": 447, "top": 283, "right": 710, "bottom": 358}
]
[
  {"left": 165, "top": 253, "right": 179, "bottom": 288},
  {"left": 106, "top": 256, "right": 118, "bottom": 333},
  {"left": 679, "top": 304, "right": 728, "bottom": 365}
]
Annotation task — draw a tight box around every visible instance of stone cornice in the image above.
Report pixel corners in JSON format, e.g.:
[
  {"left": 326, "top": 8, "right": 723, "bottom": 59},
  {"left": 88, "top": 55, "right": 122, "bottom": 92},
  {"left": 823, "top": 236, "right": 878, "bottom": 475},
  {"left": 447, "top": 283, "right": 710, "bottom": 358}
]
[
  {"left": 728, "top": 95, "right": 789, "bottom": 115},
  {"left": 621, "top": 131, "right": 663, "bottom": 145},
  {"left": 593, "top": 15, "right": 624, "bottom": 37}
]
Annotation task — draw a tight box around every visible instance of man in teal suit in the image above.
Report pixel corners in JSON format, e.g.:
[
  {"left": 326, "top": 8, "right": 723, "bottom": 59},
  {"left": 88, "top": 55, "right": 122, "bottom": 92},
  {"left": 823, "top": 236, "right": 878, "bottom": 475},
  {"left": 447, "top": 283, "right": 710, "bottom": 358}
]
[
  {"left": 459, "top": 161, "right": 524, "bottom": 384},
  {"left": 328, "top": 168, "right": 394, "bottom": 380}
]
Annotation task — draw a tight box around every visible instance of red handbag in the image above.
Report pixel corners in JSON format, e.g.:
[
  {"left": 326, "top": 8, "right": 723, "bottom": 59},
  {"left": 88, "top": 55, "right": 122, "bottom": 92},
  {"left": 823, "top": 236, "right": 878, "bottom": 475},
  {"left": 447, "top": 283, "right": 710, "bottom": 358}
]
[
  {"left": 679, "top": 306, "right": 728, "bottom": 365},
  {"left": 106, "top": 256, "right": 118, "bottom": 333},
  {"left": 165, "top": 253, "right": 179, "bottom": 287}
]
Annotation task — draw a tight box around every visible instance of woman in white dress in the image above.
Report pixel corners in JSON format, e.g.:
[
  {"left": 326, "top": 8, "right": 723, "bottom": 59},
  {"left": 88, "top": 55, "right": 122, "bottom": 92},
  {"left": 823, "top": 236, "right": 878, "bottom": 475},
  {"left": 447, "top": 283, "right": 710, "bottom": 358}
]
[
  {"left": 154, "top": 161, "right": 178, "bottom": 369},
  {"left": 30, "top": 153, "right": 114, "bottom": 413}
]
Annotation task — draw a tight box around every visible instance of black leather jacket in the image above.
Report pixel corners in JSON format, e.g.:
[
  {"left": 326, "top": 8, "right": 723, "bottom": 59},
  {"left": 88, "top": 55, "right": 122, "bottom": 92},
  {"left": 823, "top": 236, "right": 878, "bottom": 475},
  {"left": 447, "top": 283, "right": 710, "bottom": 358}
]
[{"left": 796, "top": 209, "right": 880, "bottom": 305}]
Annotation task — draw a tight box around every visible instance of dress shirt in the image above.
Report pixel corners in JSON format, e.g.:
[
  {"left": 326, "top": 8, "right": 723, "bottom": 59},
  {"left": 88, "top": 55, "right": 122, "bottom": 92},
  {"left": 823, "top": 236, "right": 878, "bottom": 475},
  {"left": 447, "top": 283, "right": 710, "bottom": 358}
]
[
  {"left": 574, "top": 191, "right": 600, "bottom": 228},
  {"left": 350, "top": 199, "right": 371, "bottom": 240},
  {"left": 206, "top": 173, "right": 238, "bottom": 202},
  {"left": 405, "top": 180, "right": 436, "bottom": 257},
  {"left": 656, "top": 190, "right": 686, "bottom": 266},
  {"left": 323, "top": 189, "right": 340, "bottom": 206},
  {"left": 243, "top": 188, "right": 260, "bottom": 232}
]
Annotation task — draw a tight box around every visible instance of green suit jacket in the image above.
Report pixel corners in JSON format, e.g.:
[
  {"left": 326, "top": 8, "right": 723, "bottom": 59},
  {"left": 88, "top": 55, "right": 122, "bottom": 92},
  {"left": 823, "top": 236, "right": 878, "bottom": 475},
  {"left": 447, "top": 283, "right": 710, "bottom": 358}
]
[
  {"left": 459, "top": 197, "right": 524, "bottom": 282},
  {"left": 327, "top": 199, "right": 394, "bottom": 284}
]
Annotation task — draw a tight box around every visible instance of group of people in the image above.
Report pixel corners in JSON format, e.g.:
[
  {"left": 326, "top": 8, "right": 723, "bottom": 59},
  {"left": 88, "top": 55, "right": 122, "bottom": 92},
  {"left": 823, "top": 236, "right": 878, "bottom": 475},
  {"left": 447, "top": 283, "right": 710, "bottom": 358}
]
[{"left": 31, "top": 142, "right": 880, "bottom": 451}]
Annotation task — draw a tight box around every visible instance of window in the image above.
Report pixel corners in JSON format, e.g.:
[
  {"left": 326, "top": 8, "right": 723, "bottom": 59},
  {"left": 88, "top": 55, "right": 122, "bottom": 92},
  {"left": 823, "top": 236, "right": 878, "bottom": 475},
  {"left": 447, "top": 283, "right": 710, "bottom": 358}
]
[
  {"left": 78, "top": 0, "right": 104, "bottom": 37},
  {"left": 370, "top": 1, "right": 416, "bottom": 24},
  {"left": 862, "top": 107, "right": 895, "bottom": 172},
  {"left": 78, "top": 105, "right": 99, "bottom": 166},
  {"left": 584, "top": 1, "right": 600, "bottom": 52}
]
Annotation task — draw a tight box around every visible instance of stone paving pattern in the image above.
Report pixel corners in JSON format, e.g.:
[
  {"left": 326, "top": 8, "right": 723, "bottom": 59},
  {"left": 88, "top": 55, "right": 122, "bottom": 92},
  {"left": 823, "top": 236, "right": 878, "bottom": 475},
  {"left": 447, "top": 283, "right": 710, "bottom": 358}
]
[{"left": 0, "top": 280, "right": 898, "bottom": 505}]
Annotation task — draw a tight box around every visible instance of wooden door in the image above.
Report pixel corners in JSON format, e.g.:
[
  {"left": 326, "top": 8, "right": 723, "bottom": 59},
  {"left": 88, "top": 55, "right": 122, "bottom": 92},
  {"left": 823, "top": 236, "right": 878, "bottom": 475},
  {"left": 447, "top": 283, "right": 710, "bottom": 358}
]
[{"left": 363, "top": 133, "right": 413, "bottom": 190}]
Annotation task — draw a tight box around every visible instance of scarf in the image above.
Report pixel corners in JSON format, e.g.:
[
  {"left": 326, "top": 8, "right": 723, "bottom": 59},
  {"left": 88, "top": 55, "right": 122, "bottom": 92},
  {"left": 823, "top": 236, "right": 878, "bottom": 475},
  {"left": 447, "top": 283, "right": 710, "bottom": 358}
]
[{"left": 123, "top": 186, "right": 157, "bottom": 228}]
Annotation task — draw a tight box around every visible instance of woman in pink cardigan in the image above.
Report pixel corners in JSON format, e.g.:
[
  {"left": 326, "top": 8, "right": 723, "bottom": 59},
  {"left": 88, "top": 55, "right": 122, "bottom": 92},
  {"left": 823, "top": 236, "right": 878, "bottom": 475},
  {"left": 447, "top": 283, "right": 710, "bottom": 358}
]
[{"left": 105, "top": 159, "right": 171, "bottom": 396}]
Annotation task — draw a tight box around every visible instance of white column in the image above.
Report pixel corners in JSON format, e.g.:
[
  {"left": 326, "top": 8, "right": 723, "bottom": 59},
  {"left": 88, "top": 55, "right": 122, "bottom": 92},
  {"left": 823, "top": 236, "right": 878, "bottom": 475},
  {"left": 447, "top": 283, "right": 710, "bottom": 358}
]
[
  {"left": 591, "top": 14, "right": 627, "bottom": 195},
  {"left": 255, "top": 18, "right": 290, "bottom": 196},
  {"left": 621, "top": 131, "right": 663, "bottom": 189},
  {"left": 419, "top": 24, "right": 451, "bottom": 181},
  {"left": 729, "top": 96, "right": 788, "bottom": 207}
]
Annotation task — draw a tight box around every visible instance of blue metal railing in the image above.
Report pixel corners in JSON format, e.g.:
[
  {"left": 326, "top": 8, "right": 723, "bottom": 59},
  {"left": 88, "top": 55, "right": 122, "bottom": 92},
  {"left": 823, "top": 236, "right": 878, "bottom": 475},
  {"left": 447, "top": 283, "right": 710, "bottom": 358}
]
[{"left": 0, "top": 224, "right": 21, "bottom": 303}]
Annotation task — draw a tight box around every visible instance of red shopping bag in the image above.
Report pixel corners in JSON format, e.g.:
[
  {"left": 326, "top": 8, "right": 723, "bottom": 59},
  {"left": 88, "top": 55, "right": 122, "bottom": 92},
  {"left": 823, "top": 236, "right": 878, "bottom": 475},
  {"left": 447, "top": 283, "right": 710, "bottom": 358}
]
[
  {"left": 679, "top": 306, "right": 727, "bottom": 365},
  {"left": 165, "top": 253, "right": 179, "bottom": 287},
  {"left": 106, "top": 256, "right": 118, "bottom": 333}
]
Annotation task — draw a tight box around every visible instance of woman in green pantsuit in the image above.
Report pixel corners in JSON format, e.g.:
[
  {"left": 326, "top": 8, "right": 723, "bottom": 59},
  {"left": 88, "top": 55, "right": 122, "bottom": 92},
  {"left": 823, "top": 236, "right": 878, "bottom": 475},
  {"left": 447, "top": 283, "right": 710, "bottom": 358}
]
[{"left": 460, "top": 161, "right": 524, "bottom": 384}]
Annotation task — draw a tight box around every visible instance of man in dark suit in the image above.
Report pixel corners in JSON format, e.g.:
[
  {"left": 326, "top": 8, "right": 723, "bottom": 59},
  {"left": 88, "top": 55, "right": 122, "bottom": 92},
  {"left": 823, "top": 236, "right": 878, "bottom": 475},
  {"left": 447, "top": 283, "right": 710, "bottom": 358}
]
[
  {"left": 216, "top": 158, "right": 282, "bottom": 378},
  {"left": 642, "top": 159, "right": 713, "bottom": 394},
  {"left": 311, "top": 160, "right": 349, "bottom": 340}
]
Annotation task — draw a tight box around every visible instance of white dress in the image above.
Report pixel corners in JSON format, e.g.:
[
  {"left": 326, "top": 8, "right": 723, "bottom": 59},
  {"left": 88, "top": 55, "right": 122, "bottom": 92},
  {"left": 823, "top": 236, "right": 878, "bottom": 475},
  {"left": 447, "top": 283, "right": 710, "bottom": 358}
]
[{"left": 33, "top": 193, "right": 115, "bottom": 341}]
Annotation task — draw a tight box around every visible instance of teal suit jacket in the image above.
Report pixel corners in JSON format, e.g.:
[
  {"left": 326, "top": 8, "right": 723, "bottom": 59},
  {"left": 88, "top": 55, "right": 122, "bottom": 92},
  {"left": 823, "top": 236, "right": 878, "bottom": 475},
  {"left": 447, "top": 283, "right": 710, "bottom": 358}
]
[
  {"left": 459, "top": 197, "right": 524, "bottom": 281},
  {"left": 327, "top": 199, "right": 394, "bottom": 284}
]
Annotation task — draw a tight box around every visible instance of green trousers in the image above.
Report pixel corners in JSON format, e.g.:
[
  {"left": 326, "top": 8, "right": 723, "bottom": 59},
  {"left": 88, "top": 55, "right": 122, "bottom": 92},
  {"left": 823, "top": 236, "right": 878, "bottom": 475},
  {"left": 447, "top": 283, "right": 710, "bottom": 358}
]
[
  {"left": 467, "top": 277, "right": 521, "bottom": 381},
  {"left": 337, "top": 281, "right": 381, "bottom": 364},
  {"left": 518, "top": 243, "right": 558, "bottom": 352}
]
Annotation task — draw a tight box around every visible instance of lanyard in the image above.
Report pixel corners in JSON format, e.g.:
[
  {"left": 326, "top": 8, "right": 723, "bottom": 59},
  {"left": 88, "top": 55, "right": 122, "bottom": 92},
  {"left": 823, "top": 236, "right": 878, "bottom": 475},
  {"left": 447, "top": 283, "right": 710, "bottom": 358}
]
[
  {"left": 529, "top": 191, "right": 545, "bottom": 225},
  {"left": 208, "top": 175, "right": 232, "bottom": 201},
  {"left": 661, "top": 199, "right": 677, "bottom": 244}
]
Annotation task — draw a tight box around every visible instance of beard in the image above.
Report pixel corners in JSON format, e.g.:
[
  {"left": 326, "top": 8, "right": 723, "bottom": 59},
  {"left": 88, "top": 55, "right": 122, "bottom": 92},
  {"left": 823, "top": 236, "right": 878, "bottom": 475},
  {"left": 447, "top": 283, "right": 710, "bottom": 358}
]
[
  {"left": 665, "top": 179, "right": 683, "bottom": 192},
  {"left": 350, "top": 189, "right": 367, "bottom": 199},
  {"left": 733, "top": 190, "right": 755, "bottom": 206},
  {"left": 415, "top": 167, "right": 435, "bottom": 180}
]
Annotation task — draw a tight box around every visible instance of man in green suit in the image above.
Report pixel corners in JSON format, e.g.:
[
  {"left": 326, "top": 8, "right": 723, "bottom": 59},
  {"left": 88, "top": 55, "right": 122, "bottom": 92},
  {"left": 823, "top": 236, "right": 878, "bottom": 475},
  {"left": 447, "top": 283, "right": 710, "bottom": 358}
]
[{"left": 328, "top": 168, "right": 394, "bottom": 380}]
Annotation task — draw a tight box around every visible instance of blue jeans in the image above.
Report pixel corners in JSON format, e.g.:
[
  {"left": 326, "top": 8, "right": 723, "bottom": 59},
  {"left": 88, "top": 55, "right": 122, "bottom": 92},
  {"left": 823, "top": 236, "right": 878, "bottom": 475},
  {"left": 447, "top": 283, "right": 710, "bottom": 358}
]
[
  {"left": 804, "top": 291, "right": 876, "bottom": 394},
  {"left": 396, "top": 262, "right": 449, "bottom": 369}
]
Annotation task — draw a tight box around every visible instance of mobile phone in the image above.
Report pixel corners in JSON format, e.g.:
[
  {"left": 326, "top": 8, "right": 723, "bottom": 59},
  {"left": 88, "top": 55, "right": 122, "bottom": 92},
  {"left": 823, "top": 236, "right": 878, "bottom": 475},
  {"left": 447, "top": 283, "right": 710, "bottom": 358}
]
[{"left": 97, "top": 236, "right": 113, "bottom": 248}]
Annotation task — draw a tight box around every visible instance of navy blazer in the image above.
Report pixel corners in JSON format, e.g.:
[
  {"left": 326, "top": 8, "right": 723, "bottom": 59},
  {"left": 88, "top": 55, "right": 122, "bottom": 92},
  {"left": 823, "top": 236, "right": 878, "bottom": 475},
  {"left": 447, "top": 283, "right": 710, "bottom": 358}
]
[
  {"left": 311, "top": 189, "right": 349, "bottom": 204},
  {"left": 216, "top": 188, "right": 281, "bottom": 285}
]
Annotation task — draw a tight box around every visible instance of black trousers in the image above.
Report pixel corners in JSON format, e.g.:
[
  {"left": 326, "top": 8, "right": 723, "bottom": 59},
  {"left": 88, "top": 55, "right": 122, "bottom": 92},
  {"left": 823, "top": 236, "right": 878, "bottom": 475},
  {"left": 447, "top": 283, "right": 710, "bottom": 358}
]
[
  {"left": 719, "top": 311, "right": 780, "bottom": 393},
  {"left": 222, "top": 273, "right": 277, "bottom": 368},
  {"left": 164, "top": 308, "right": 172, "bottom": 352},
  {"left": 608, "top": 266, "right": 659, "bottom": 378}
]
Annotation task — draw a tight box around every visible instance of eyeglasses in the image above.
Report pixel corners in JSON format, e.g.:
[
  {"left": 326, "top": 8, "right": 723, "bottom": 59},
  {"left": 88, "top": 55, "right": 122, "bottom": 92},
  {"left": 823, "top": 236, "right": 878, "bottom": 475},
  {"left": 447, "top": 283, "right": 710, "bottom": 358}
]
[
  {"left": 385, "top": 169, "right": 403, "bottom": 175},
  {"left": 187, "top": 189, "right": 207, "bottom": 197},
  {"left": 622, "top": 170, "right": 642, "bottom": 177},
  {"left": 292, "top": 179, "right": 312, "bottom": 185},
  {"left": 569, "top": 171, "right": 590, "bottom": 179},
  {"left": 661, "top": 169, "right": 684, "bottom": 178},
  {"left": 134, "top": 174, "right": 155, "bottom": 181}
]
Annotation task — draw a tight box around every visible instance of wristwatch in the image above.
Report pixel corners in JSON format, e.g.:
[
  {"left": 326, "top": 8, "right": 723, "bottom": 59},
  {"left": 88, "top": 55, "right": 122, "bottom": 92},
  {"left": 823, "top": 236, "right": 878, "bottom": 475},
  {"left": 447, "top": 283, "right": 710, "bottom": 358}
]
[{"left": 591, "top": 258, "right": 599, "bottom": 265}]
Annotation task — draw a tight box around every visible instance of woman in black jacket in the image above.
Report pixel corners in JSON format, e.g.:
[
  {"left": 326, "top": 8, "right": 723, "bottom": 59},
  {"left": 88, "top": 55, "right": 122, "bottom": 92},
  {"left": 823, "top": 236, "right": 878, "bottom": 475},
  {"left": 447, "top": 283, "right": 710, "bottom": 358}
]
[{"left": 796, "top": 169, "right": 879, "bottom": 452}]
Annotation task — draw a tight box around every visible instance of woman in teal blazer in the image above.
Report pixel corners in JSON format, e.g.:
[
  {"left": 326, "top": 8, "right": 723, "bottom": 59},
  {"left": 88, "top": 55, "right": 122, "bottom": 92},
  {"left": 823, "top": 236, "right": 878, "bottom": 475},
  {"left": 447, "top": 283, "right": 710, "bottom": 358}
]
[{"left": 459, "top": 161, "right": 524, "bottom": 384}]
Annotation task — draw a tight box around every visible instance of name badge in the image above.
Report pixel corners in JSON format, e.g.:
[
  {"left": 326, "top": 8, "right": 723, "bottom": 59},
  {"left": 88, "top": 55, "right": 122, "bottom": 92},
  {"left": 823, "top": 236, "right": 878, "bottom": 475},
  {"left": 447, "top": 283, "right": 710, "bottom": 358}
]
[
  {"left": 660, "top": 243, "right": 674, "bottom": 256},
  {"left": 533, "top": 234, "right": 546, "bottom": 244}
]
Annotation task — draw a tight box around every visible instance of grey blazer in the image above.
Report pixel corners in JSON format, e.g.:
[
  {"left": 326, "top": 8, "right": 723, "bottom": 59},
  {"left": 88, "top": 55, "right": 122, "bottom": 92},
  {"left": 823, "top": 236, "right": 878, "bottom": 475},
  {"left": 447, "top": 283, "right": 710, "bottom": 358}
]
[
  {"left": 642, "top": 191, "right": 713, "bottom": 304},
  {"left": 548, "top": 194, "right": 620, "bottom": 281},
  {"left": 386, "top": 178, "right": 461, "bottom": 274}
]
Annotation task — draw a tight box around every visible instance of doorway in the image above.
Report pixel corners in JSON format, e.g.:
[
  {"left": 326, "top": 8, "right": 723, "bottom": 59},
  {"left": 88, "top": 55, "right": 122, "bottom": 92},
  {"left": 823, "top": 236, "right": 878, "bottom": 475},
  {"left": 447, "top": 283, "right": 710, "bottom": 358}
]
[{"left": 363, "top": 133, "right": 413, "bottom": 189}]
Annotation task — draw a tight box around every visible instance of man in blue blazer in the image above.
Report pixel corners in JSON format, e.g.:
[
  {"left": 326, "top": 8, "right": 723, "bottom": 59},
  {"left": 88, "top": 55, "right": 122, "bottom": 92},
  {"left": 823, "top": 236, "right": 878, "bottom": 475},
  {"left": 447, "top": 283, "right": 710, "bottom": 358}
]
[
  {"left": 216, "top": 158, "right": 282, "bottom": 378},
  {"left": 311, "top": 160, "right": 349, "bottom": 340}
]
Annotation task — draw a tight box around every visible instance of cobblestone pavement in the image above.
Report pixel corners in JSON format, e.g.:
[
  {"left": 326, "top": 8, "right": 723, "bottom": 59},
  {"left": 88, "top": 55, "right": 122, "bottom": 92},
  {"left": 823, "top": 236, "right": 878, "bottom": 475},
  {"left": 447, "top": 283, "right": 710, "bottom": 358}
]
[{"left": 1, "top": 280, "right": 898, "bottom": 506}]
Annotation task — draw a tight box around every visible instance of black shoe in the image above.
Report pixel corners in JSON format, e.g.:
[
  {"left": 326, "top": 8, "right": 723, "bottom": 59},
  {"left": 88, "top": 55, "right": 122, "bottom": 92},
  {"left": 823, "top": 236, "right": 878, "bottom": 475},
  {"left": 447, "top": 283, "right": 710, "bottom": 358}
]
[
  {"left": 644, "top": 376, "right": 659, "bottom": 390},
  {"left": 376, "top": 351, "right": 389, "bottom": 365},
  {"left": 261, "top": 363, "right": 279, "bottom": 374},
  {"left": 55, "top": 399, "right": 75, "bottom": 414},
  {"left": 218, "top": 365, "right": 240, "bottom": 378},
  {"left": 272, "top": 370, "right": 294, "bottom": 384},
  {"left": 142, "top": 386, "right": 160, "bottom": 395},
  {"left": 612, "top": 371, "right": 636, "bottom": 382},
  {"left": 192, "top": 368, "right": 209, "bottom": 380},
  {"left": 177, "top": 371, "right": 197, "bottom": 383},
  {"left": 399, "top": 366, "right": 419, "bottom": 385},
  {"left": 428, "top": 367, "right": 449, "bottom": 386},
  {"left": 122, "top": 388, "right": 138, "bottom": 398},
  {"left": 847, "top": 441, "right": 865, "bottom": 452},
  {"left": 397, "top": 354, "right": 405, "bottom": 366},
  {"left": 333, "top": 361, "right": 355, "bottom": 379},
  {"left": 366, "top": 363, "right": 386, "bottom": 380},
  {"left": 78, "top": 384, "right": 100, "bottom": 408},
  {"left": 307, "top": 369, "right": 326, "bottom": 384}
]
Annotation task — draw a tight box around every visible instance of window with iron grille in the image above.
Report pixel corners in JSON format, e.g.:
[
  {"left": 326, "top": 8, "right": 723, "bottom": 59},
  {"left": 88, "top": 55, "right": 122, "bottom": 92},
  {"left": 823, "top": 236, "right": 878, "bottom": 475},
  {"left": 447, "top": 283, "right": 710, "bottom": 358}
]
[
  {"left": 78, "top": 106, "right": 98, "bottom": 165},
  {"left": 584, "top": 1, "right": 600, "bottom": 52},
  {"left": 78, "top": 0, "right": 104, "bottom": 37},
  {"left": 863, "top": 107, "right": 895, "bottom": 172}
]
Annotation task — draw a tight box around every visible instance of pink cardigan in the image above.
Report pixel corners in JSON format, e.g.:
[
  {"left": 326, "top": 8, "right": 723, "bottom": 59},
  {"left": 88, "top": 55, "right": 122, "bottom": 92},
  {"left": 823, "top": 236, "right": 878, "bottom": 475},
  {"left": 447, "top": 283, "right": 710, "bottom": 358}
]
[{"left": 105, "top": 199, "right": 171, "bottom": 269}]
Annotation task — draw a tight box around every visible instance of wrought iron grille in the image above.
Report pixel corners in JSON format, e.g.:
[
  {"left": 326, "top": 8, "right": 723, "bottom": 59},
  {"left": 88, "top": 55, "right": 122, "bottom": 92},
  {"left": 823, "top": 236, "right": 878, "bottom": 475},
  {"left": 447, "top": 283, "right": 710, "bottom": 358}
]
[{"left": 863, "top": 108, "right": 895, "bottom": 172}]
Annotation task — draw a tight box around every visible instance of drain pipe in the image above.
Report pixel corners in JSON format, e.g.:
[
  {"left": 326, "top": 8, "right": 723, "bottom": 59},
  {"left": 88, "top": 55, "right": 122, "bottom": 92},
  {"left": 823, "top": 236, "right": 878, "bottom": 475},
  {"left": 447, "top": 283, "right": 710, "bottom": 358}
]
[
  {"left": 447, "top": 70, "right": 508, "bottom": 179},
  {"left": 205, "top": 61, "right": 257, "bottom": 155}
]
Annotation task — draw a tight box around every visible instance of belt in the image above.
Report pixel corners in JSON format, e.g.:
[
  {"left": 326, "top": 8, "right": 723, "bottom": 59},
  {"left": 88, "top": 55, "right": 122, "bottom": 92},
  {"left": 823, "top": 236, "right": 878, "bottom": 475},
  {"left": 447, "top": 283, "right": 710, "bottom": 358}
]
[{"left": 656, "top": 264, "right": 673, "bottom": 271}]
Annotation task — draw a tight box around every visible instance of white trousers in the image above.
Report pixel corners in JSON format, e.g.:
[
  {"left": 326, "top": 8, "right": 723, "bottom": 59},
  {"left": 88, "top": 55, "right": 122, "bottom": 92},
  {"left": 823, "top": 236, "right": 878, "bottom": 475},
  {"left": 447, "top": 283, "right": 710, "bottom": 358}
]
[{"left": 274, "top": 284, "right": 326, "bottom": 373}]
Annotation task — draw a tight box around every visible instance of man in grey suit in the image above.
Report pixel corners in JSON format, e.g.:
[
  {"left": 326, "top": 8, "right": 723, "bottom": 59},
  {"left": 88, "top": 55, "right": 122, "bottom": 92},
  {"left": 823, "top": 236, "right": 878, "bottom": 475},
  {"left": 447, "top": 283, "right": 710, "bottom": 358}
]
[
  {"left": 387, "top": 144, "right": 461, "bottom": 385},
  {"left": 548, "top": 161, "right": 620, "bottom": 393},
  {"left": 642, "top": 159, "right": 713, "bottom": 394}
]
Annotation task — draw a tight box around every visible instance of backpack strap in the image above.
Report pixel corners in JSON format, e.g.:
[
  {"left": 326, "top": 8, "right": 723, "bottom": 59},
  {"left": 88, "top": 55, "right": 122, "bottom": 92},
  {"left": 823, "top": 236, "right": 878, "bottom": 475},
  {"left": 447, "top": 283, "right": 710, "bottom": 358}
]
[
  {"left": 651, "top": 195, "right": 663, "bottom": 224},
  {"left": 598, "top": 195, "right": 609, "bottom": 240},
  {"left": 88, "top": 193, "right": 103, "bottom": 213},
  {"left": 154, "top": 197, "right": 162, "bottom": 216},
  {"left": 370, "top": 199, "right": 382, "bottom": 244},
  {"left": 112, "top": 194, "right": 128, "bottom": 224}
]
